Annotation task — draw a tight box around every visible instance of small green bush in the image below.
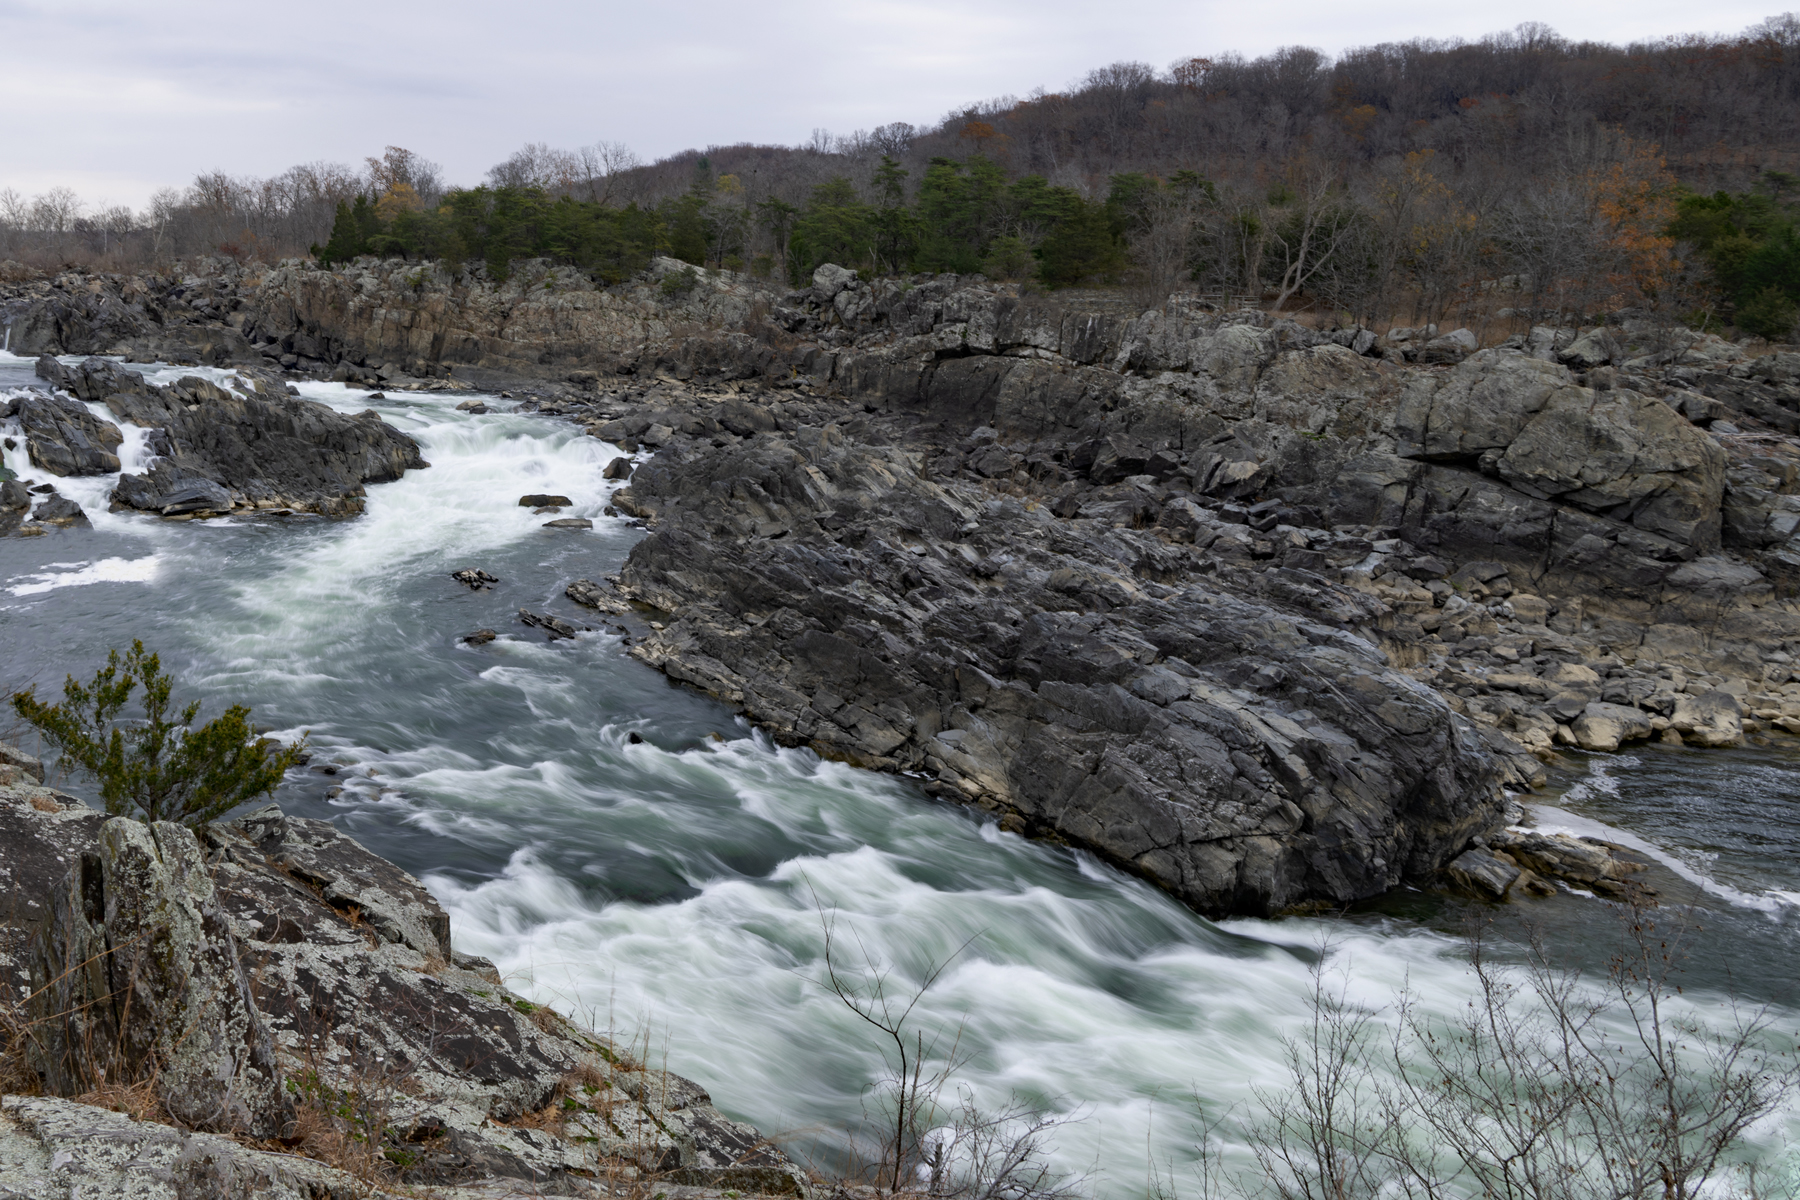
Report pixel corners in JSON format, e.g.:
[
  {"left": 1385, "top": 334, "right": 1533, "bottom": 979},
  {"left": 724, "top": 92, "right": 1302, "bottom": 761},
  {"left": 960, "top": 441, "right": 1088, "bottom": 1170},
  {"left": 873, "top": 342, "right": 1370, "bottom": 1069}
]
[
  {"left": 658, "top": 265, "right": 700, "bottom": 300},
  {"left": 1737, "top": 285, "right": 1799, "bottom": 340},
  {"left": 11, "top": 640, "right": 307, "bottom": 826}
]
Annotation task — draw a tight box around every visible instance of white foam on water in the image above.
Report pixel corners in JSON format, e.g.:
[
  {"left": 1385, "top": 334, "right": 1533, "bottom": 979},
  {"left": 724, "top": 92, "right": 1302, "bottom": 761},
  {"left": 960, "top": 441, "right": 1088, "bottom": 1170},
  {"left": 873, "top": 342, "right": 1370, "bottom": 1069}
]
[
  {"left": 1527, "top": 800, "right": 1800, "bottom": 918},
  {"left": 6, "top": 553, "right": 163, "bottom": 596},
  {"left": 170, "top": 382, "right": 631, "bottom": 692}
]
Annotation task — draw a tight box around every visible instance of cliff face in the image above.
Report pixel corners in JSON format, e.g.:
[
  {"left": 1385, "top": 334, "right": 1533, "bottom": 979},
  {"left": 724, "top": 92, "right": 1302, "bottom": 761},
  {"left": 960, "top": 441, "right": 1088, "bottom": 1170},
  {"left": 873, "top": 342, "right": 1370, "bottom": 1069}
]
[
  {"left": 0, "top": 764, "right": 800, "bottom": 1199},
  {"left": 242, "top": 257, "right": 768, "bottom": 381}
]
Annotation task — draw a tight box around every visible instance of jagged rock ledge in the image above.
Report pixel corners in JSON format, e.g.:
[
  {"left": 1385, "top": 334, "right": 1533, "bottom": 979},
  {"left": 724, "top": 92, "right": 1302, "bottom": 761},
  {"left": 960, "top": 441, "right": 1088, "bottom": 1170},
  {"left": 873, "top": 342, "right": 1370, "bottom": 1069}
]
[{"left": 0, "top": 759, "right": 802, "bottom": 1200}]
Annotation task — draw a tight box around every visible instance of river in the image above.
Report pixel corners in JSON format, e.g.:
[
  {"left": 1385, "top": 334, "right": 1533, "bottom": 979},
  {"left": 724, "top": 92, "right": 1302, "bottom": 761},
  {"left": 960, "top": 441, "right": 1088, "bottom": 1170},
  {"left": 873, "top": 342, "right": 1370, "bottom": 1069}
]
[{"left": 3, "top": 355, "right": 1797, "bottom": 1194}]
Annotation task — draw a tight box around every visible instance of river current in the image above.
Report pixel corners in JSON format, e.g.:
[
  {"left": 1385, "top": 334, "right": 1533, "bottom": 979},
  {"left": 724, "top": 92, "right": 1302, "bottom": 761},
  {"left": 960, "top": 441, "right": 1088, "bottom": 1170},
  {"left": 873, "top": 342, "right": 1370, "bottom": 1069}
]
[{"left": 3, "top": 354, "right": 1797, "bottom": 1193}]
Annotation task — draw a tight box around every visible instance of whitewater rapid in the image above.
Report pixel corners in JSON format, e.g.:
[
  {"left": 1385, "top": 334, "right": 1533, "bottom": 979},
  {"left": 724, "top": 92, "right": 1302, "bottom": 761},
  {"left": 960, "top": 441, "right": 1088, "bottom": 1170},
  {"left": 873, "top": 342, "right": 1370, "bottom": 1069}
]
[{"left": 3, "top": 358, "right": 1797, "bottom": 1193}]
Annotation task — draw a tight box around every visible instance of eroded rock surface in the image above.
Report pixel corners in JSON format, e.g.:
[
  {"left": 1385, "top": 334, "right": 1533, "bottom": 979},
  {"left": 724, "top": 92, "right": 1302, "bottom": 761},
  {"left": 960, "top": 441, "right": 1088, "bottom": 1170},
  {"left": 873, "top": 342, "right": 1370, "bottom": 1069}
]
[{"left": 0, "top": 774, "right": 800, "bottom": 1198}]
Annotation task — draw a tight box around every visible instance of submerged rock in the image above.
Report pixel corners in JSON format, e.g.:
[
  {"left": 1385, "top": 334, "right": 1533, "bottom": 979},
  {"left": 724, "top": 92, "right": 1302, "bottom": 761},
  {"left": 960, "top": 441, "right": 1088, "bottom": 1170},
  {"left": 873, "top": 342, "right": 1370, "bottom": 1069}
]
[
  {"left": 519, "top": 608, "right": 585, "bottom": 640},
  {"left": 451, "top": 567, "right": 499, "bottom": 590}
]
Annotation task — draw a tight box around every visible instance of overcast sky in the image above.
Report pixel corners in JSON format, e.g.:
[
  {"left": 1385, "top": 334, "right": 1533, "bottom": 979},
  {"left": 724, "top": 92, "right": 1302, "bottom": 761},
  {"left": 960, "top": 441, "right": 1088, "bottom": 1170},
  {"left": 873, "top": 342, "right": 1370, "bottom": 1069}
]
[{"left": 3, "top": 0, "right": 1789, "bottom": 210}]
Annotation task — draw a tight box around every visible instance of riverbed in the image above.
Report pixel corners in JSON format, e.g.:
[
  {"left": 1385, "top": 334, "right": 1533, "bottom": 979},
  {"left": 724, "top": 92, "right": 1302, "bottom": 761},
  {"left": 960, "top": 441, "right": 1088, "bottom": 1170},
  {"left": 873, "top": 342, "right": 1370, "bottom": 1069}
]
[{"left": 3, "top": 357, "right": 1796, "bottom": 1193}]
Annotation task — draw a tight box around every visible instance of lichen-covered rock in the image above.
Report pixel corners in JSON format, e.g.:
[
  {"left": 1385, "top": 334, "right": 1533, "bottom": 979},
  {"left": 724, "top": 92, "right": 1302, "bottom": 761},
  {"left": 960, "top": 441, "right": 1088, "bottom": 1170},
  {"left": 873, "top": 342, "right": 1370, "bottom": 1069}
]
[
  {"left": 27, "top": 818, "right": 291, "bottom": 1138},
  {"left": 0, "top": 1095, "right": 362, "bottom": 1200},
  {"left": 0, "top": 790, "right": 801, "bottom": 1196}
]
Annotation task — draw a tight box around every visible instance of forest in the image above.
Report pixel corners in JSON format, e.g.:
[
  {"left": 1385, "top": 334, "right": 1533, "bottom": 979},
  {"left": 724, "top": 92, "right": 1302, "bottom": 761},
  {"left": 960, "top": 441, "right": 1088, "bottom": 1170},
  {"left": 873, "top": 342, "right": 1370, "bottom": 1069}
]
[{"left": 5, "top": 14, "right": 1800, "bottom": 334}]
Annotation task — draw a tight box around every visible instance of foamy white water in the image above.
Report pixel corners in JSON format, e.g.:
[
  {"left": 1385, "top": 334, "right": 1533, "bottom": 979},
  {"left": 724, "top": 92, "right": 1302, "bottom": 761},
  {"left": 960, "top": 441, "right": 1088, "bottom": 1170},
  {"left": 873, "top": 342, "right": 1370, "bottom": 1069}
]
[{"left": 2, "top": 362, "right": 1797, "bottom": 1195}]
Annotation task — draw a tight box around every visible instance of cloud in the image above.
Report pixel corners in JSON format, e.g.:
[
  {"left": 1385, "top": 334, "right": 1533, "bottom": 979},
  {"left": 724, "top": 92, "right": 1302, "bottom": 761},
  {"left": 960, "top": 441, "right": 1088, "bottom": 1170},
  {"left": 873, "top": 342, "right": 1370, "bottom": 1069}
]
[{"left": 2, "top": 0, "right": 1786, "bottom": 209}]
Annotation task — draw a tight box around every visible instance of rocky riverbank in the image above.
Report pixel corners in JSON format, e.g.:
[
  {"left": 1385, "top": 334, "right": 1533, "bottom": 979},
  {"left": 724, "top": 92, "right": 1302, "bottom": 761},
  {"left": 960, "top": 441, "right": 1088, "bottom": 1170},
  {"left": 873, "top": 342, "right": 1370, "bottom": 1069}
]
[
  {"left": 7, "top": 255, "right": 1800, "bottom": 915},
  {"left": 0, "top": 749, "right": 802, "bottom": 1199}
]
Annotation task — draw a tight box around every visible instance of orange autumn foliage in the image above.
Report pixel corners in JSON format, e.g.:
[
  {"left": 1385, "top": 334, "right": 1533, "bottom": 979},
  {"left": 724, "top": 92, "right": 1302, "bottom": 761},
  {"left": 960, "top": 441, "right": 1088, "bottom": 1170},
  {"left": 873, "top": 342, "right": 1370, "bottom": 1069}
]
[{"left": 1586, "top": 140, "right": 1680, "bottom": 305}]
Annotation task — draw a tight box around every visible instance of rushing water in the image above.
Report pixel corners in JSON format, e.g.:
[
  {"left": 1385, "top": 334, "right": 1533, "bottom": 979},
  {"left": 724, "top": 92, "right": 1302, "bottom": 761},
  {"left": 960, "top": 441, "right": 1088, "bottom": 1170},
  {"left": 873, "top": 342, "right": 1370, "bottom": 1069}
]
[{"left": 3, "top": 354, "right": 1798, "bottom": 1194}]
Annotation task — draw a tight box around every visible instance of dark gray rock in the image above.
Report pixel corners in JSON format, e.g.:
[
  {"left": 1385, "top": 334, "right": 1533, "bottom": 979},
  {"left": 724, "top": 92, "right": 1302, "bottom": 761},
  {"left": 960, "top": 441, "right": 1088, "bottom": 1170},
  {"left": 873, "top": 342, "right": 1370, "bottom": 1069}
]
[
  {"left": 610, "top": 421, "right": 1504, "bottom": 917},
  {"left": 13, "top": 391, "right": 123, "bottom": 475},
  {"left": 30, "top": 493, "right": 88, "bottom": 525},
  {"left": 40, "top": 356, "right": 425, "bottom": 517},
  {"left": 111, "top": 464, "right": 234, "bottom": 515},
  {"left": 451, "top": 567, "right": 498, "bottom": 590},
  {"left": 1445, "top": 846, "right": 1521, "bottom": 898},
  {"left": 519, "top": 608, "right": 585, "bottom": 640}
]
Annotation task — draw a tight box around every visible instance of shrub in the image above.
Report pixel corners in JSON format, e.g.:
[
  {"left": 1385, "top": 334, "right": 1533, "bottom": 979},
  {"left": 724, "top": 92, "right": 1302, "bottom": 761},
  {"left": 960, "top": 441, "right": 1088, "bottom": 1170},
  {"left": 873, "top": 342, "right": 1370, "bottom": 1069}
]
[
  {"left": 1737, "top": 285, "right": 1799, "bottom": 340},
  {"left": 658, "top": 265, "right": 700, "bottom": 300},
  {"left": 10, "top": 641, "right": 307, "bottom": 826}
]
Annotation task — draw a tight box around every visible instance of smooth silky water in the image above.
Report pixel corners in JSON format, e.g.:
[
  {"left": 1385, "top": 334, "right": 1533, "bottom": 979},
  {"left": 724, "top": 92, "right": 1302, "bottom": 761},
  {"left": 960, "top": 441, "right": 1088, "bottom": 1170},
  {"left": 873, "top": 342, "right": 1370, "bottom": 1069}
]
[{"left": 3, "top": 354, "right": 1797, "bottom": 1193}]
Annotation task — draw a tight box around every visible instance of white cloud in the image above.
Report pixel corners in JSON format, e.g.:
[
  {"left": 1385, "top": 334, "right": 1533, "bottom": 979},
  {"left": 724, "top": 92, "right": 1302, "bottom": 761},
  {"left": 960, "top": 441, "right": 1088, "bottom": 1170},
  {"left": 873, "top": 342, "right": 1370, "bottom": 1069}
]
[{"left": 1, "top": 0, "right": 1787, "bottom": 210}]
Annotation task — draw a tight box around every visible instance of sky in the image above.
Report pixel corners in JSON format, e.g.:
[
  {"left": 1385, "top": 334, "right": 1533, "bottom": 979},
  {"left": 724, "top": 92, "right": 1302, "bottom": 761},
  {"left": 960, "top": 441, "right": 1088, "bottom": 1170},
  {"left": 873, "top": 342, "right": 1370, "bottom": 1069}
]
[{"left": 2, "top": 0, "right": 1791, "bottom": 211}]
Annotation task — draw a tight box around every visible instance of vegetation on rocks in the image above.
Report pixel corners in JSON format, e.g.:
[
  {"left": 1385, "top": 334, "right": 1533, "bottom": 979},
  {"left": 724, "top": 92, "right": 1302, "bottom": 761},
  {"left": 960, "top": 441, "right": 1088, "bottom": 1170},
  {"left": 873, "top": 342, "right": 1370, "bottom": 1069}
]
[{"left": 9, "top": 641, "right": 305, "bottom": 826}]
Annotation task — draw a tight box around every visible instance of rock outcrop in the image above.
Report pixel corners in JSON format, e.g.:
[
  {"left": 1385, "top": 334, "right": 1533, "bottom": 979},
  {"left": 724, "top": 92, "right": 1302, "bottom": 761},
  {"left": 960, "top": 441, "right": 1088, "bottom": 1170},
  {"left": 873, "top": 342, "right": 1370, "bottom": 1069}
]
[
  {"left": 0, "top": 769, "right": 800, "bottom": 1198},
  {"left": 598, "top": 406, "right": 1501, "bottom": 917},
  {"left": 2, "top": 393, "right": 123, "bottom": 476},
  {"left": 32, "top": 355, "right": 426, "bottom": 516},
  {"left": 9, "top": 253, "right": 1800, "bottom": 912}
]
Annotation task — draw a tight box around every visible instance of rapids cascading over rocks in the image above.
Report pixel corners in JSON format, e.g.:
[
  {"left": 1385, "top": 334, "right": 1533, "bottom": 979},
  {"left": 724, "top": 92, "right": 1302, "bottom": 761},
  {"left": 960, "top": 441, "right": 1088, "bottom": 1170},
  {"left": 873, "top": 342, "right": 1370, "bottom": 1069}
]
[
  {"left": 27, "top": 354, "right": 427, "bottom": 517},
  {"left": 8, "top": 254, "right": 1800, "bottom": 913}
]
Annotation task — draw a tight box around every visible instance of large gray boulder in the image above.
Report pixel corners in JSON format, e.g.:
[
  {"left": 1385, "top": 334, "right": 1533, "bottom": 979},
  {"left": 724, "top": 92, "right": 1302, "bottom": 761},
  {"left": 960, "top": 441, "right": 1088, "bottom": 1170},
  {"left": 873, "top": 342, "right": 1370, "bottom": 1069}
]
[
  {"left": 36, "top": 356, "right": 426, "bottom": 516},
  {"left": 1394, "top": 351, "right": 1574, "bottom": 459},
  {"left": 1495, "top": 387, "right": 1726, "bottom": 550},
  {"left": 5, "top": 392, "right": 123, "bottom": 475},
  {"left": 28, "top": 817, "right": 292, "bottom": 1138}
]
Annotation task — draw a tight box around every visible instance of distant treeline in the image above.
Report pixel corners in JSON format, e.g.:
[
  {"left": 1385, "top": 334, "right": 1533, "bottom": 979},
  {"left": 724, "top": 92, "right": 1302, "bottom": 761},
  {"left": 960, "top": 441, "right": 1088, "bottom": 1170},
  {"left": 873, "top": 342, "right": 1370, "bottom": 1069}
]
[
  {"left": 6, "top": 15, "right": 1800, "bottom": 332},
  {"left": 311, "top": 154, "right": 1128, "bottom": 288}
]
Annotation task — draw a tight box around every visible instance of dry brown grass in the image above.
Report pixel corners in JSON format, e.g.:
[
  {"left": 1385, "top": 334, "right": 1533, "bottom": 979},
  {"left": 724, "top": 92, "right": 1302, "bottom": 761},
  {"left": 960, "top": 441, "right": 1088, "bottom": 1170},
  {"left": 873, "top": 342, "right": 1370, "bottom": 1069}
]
[
  {"left": 0, "top": 999, "right": 43, "bottom": 1096},
  {"left": 73, "top": 1076, "right": 167, "bottom": 1124}
]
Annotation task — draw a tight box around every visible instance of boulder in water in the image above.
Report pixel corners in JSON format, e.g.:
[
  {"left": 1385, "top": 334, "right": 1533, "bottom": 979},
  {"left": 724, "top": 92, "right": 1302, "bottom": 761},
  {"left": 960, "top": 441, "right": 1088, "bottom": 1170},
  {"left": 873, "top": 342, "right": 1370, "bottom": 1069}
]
[
  {"left": 451, "top": 567, "right": 499, "bottom": 590},
  {"left": 519, "top": 493, "right": 573, "bottom": 507},
  {"left": 543, "top": 517, "right": 593, "bottom": 529},
  {"left": 42, "top": 356, "right": 426, "bottom": 516},
  {"left": 112, "top": 464, "right": 234, "bottom": 516},
  {"left": 1669, "top": 689, "right": 1745, "bottom": 747},
  {"left": 518, "top": 608, "right": 584, "bottom": 640},
  {"left": 11, "top": 393, "right": 122, "bottom": 476},
  {"left": 30, "top": 494, "right": 87, "bottom": 525}
]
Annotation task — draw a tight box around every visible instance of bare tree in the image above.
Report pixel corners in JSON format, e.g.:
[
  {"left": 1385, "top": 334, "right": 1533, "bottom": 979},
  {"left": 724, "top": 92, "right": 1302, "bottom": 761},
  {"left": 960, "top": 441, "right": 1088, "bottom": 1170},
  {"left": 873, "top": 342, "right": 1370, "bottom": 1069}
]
[
  {"left": 571, "top": 141, "right": 641, "bottom": 205},
  {"left": 810, "top": 889, "right": 1079, "bottom": 1198},
  {"left": 1265, "top": 160, "right": 1354, "bottom": 313},
  {"left": 1244, "top": 911, "right": 1800, "bottom": 1200}
]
